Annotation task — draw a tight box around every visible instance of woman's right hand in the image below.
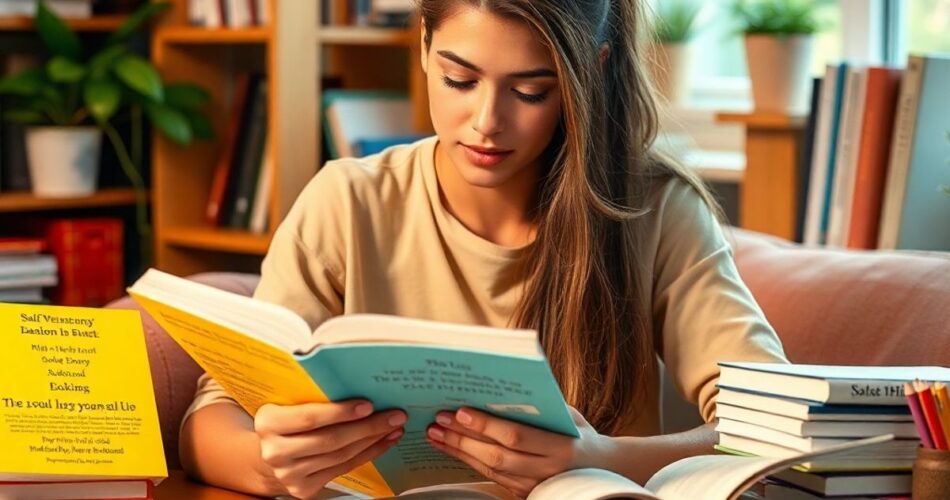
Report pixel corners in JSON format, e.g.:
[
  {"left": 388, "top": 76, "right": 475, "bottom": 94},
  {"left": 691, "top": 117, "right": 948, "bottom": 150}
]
[{"left": 254, "top": 400, "right": 406, "bottom": 499}]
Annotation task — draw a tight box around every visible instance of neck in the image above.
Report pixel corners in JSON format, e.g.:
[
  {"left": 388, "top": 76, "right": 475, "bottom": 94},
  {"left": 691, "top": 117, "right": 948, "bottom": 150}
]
[{"left": 434, "top": 141, "right": 540, "bottom": 247}]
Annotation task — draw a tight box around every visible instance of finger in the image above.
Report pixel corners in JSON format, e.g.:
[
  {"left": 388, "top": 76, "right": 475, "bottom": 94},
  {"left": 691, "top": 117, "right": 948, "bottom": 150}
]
[
  {"left": 309, "top": 429, "right": 404, "bottom": 488},
  {"left": 429, "top": 439, "right": 537, "bottom": 498},
  {"left": 261, "top": 410, "right": 407, "bottom": 465},
  {"left": 279, "top": 428, "right": 404, "bottom": 480},
  {"left": 255, "top": 400, "right": 374, "bottom": 435},
  {"left": 440, "top": 408, "right": 574, "bottom": 454},
  {"left": 428, "top": 424, "right": 558, "bottom": 478}
]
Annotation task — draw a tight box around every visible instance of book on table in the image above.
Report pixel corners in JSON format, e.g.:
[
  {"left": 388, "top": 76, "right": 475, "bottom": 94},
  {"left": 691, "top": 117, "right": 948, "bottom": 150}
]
[
  {"left": 716, "top": 387, "right": 913, "bottom": 422},
  {"left": 0, "top": 303, "right": 167, "bottom": 500},
  {"left": 129, "top": 269, "right": 897, "bottom": 500}
]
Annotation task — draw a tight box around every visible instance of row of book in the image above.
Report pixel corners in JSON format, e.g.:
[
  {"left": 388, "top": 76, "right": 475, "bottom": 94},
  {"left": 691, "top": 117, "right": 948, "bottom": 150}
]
[
  {"left": 321, "top": 0, "right": 415, "bottom": 28},
  {"left": 205, "top": 73, "right": 272, "bottom": 233},
  {"left": 712, "top": 362, "right": 950, "bottom": 499},
  {"left": 799, "top": 53, "right": 950, "bottom": 251},
  {"left": 0, "top": 219, "right": 124, "bottom": 307},
  {"left": 187, "top": 0, "right": 271, "bottom": 28}
]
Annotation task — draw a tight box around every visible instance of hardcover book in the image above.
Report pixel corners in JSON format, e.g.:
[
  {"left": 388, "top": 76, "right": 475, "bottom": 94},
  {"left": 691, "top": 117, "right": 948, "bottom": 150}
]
[{"left": 0, "top": 303, "right": 166, "bottom": 498}]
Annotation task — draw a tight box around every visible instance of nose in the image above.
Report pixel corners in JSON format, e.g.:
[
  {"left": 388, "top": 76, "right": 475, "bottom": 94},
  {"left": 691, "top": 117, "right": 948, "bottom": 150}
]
[{"left": 472, "top": 87, "right": 504, "bottom": 137}]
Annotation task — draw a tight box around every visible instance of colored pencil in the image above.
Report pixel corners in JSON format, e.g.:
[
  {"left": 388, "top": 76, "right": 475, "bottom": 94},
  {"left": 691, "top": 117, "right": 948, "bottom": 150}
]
[
  {"left": 906, "top": 382, "right": 935, "bottom": 448},
  {"left": 916, "top": 380, "right": 948, "bottom": 450},
  {"left": 932, "top": 382, "right": 950, "bottom": 448}
]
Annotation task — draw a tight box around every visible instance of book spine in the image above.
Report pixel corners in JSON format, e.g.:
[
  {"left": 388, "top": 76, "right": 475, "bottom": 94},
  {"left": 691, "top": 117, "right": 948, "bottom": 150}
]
[
  {"left": 818, "top": 62, "right": 850, "bottom": 245},
  {"left": 206, "top": 74, "right": 252, "bottom": 226},
  {"left": 878, "top": 55, "right": 925, "bottom": 249},
  {"left": 803, "top": 65, "right": 838, "bottom": 246},
  {"left": 796, "top": 76, "right": 823, "bottom": 243},
  {"left": 827, "top": 67, "right": 867, "bottom": 248},
  {"left": 846, "top": 67, "right": 902, "bottom": 249},
  {"left": 828, "top": 379, "right": 909, "bottom": 405},
  {"left": 227, "top": 78, "right": 269, "bottom": 229}
]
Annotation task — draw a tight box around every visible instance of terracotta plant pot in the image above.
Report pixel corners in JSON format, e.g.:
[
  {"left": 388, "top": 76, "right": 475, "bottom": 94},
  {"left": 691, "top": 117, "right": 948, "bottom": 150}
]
[
  {"left": 744, "top": 34, "right": 814, "bottom": 113},
  {"left": 25, "top": 126, "right": 102, "bottom": 197}
]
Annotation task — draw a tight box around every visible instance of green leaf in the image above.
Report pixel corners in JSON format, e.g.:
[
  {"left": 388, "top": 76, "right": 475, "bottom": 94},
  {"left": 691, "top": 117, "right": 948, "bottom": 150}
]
[
  {"left": 3, "top": 109, "right": 47, "bottom": 124},
  {"left": 114, "top": 54, "right": 163, "bottom": 102},
  {"left": 35, "top": 1, "right": 82, "bottom": 60},
  {"left": 106, "top": 2, "right": 171, "bottom": 46},
  {"left": 46, "top": 56, "right": 86, "bottom": 83},
  {"left": 89, "top": 45, "right": 127, "bottom": 79},
  {"left": 0, "top": 69, "right": 47, "bottom": 96},
  {"left": 145, "top": 102, "right": 192, "bottom": 145},
  {"left": 164, "top": 83, "right": 211, "bottom": 110},
  {"left": 84, "top": 79, "right": 122, "bottom": 122},
  {"left": 184, "top": 111, "right": 215, "bottom": 139}
]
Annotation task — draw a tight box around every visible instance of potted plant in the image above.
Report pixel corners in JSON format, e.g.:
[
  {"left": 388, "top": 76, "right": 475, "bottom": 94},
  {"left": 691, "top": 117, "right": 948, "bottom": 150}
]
[
  {"left": 0, "top": 0, "right": 212, "bottom": 265},
  {"left": 733, "top": 0, "right": 821, "bottom": 113},
  {"left": 650, "top": 0, "right": 702, "bottom": 105}
]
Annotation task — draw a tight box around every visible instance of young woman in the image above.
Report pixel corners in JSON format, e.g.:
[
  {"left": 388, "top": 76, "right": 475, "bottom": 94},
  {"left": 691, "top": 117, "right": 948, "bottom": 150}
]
[{"left": 179, "top": 0, "right": 787, "bottom": 498}]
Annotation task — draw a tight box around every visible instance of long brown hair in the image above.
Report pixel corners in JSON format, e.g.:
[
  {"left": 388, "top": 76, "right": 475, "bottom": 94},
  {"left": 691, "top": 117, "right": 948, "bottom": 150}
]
[{"left": 419, "top": 0, "right": 720, "bottom": 434}]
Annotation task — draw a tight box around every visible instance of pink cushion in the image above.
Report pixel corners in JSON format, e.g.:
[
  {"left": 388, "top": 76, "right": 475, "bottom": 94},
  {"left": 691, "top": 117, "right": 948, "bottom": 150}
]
[
  {"left": 729, "top": 228, "right": 950, "bottom": 366},
  {"left": 105, "top": 272, "right": 259, "bottom": 469}
]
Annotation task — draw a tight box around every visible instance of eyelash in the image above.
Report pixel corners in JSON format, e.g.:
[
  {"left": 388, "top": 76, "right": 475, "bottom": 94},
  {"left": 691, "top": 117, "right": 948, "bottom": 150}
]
[{"left": 441, "top": 75, "right": 549, "bottom": 104}]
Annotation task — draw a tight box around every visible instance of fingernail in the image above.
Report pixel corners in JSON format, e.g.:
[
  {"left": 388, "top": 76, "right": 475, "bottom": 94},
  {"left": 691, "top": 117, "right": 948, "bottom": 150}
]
[
  {"left": 355, "top": 403, "right": 373, "bottom": 417},
  {"left": 427, "top": 426, "right": 445, "bottom": 442},
  {"left": 435, "top": 414, "right": 452, "bottom": 427},
  {"left": 456, "top": 410, "right": 473, "bottom": 426},
  {"left": 388, "top": 413, "right": 407, "bottom": 427},
  {"left": 386, "top": 429, "right": 403, "bottom": 441}
]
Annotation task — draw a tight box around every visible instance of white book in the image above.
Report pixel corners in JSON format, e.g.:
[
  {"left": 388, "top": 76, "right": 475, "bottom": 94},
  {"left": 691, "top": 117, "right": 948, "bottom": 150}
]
[
  {"left": 324, "top": 93, "right": 414, "bottom": 159},
  {"left": 718, "top": 362, "right": 950, "bottom": 405},
  {"left": 0, "top": 255, "right": 57, "bottom": 279},
  {"left": 770, "top": 468, "right": 911, "bottom": 497},
  {"left": 716, "top": 388, "right": 913, "bottom": 422},
  {"left": 716, "top": 419, "right": 918, "bottom": 454},
  {"left": 0, "top": 287, "right": 43, "bottom": 303},
  {"left": 877, "top": 55, "right": 926, "bottom": 249},
  {"left": 717, "top": 434, "right": 914, "bottom": 472},
  {"left": 0, "top": 275, "right": 57, "bottom": 290},
  {"left": 204, "top": 0, "right": 223, "bottom": 28},
  {"left": 716, "top": 404, "right": 919, "bottom": 438},
  {"left": 826, "top": 66, "right": 868, "bottom": 247},
  {"left": 226, "top": 0, "right": 251, "bottom": 28},
  {"left": 248, "top": 139, "right": 273, "bottom": 235},
  {"left": 803, "top": 64, "right": 840, "bottom": 247}
]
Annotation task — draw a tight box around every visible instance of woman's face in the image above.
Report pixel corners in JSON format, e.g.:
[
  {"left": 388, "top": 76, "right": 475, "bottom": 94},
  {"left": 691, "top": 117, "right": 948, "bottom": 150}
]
[{"left": 422, "top": 6, "right": 562, "bottom": 189}]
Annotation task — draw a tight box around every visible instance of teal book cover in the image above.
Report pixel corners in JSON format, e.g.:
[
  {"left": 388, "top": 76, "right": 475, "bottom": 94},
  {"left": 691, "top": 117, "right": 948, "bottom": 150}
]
[
  {"left": 298, "top": 344, "right": 578, "bottom": 493},
  {"left": 896, "top": 55, "right": 950, "bottom": 251}
]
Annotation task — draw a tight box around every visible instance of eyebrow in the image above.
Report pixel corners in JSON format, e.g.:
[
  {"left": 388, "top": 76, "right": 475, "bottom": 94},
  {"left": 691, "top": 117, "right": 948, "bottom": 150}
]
[{"left": 436, "top": 50, "right": 557, "bottom": 79}]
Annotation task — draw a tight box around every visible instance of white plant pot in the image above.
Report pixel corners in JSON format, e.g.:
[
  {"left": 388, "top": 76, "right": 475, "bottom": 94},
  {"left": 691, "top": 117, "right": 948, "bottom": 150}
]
[
  {"left": 25, "top": 126, "right": 102, "bottom": 197},
  {"left": 651, "top": 43, "right": 693, "bottom": 105},
  {"left": 744, "top": 34, "right": 814, "bottom": 113}
]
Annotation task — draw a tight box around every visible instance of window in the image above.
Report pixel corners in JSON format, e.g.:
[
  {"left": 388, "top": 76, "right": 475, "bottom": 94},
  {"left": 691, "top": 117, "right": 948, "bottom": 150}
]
[{"left": 903, "top": 0, "right": 950, "bottom": 55}]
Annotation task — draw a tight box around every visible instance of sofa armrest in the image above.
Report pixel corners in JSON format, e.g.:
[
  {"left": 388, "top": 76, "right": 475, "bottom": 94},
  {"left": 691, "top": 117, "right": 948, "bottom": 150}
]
[{"left": 106, "top": 272, "right": 260, "bottom": 469}]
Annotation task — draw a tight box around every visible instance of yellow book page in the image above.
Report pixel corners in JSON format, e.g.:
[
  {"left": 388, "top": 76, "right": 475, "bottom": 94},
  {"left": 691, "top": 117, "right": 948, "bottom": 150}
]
[
  {"left": 129, "top": 293, "right": 393, "bottom": 497},
  {"left": 0, "top": 303, "right": 166, "bottom": 479}
]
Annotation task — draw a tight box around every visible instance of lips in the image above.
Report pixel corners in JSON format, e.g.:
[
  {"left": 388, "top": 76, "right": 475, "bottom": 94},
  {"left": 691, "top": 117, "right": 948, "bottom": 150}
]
[{"left": 461, "top": 144, "right": 513, "bottom": 168}]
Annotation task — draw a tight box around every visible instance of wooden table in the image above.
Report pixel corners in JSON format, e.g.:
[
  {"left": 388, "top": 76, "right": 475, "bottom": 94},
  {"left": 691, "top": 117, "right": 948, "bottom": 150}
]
[{"left": 156, "top": 471, "right": 263, "bottom": 500}]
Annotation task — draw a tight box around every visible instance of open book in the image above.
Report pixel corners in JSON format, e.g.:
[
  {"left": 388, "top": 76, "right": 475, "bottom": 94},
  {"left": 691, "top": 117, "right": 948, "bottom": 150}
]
[
  {"left": 128, "top": 270, "right": 578, "bottom": 498},
  {"left": 321, "top": 435, "right": 894, "bottom": 500}
]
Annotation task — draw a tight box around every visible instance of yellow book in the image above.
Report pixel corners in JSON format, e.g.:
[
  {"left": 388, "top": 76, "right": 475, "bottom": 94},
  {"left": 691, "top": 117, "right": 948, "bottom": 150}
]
[{"left": 0, "top": 303, "right": 166, "bottom": 493}]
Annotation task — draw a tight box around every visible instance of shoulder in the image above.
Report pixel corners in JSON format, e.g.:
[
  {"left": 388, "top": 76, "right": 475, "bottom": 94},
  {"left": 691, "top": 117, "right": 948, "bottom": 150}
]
[{"left": 280, "top": 136, "right": 436, "bottom": 246}]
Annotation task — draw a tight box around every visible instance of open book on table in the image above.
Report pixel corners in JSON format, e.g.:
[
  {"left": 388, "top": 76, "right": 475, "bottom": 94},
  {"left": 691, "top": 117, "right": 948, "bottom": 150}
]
[
  {"left": 128, "top": 269, "right": 578, "bottom": 498},
  {"left": 322, "top": 435, "right": 893, "bottom": 500}
]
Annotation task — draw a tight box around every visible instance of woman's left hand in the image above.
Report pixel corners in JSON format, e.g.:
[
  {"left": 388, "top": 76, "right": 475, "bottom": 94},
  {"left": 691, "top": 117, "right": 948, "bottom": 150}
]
[{"left": 426, "top": 406, "right": 613, "bottom": 498}]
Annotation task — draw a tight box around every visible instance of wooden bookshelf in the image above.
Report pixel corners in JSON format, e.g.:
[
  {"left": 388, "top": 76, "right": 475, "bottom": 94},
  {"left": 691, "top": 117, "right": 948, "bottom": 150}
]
[
  {"left": 0, "top": 188, "right": 139, "bottom": 213},
  {"left": 150, "top": 1, "right": 430, "bottom": 275},
  {"left": 0, "top": 14, "right": 128, "bottom": 32}
]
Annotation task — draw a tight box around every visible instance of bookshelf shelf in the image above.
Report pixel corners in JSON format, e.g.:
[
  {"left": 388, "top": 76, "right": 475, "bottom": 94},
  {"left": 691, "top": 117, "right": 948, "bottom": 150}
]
[
  {"left": 154, "top": 26, "right": 272, "bottom": 45},
  {"left": 0, "top": 188, "right": 140, "bottom": 213},
  {"left": 318, "top": 27, "right": 412, "bottom": 46},
  {"left": 161, "top": 226, "right": 271, "bottom": 255},
  {"left": 0, "top": 14, "right": 128, "bottom": 32}
]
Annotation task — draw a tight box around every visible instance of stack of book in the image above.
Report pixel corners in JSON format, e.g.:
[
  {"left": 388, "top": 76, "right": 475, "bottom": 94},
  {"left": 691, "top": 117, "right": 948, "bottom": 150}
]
[
  {"left": 714, "top": 363, "right": 950, "bottom": 499},
  {"left": 0, "top": 238, "right": 57, "bottom": 304}
]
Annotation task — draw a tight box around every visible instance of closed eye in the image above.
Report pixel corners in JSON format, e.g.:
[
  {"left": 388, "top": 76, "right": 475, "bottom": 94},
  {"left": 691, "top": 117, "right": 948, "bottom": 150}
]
[
  {"left": 442, "top": 75, "right": 476, "bottom": 90},
  {"left": 443, "top": 75, "right": 550, "bottom": 105}
]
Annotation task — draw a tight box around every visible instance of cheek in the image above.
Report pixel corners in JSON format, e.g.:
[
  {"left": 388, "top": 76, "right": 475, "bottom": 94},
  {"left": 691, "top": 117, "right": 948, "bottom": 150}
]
[{"left": 514, "top": 103, "right": 561, "bottom": 147}]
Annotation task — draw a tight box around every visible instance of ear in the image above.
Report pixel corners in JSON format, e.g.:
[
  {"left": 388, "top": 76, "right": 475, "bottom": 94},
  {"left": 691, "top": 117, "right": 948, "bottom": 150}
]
[
  {"left": 420, "top": 20, "right": 429, "bottom": 74},
  {"left": 598, "top": 42, "right": 610, "bottom": 68}
]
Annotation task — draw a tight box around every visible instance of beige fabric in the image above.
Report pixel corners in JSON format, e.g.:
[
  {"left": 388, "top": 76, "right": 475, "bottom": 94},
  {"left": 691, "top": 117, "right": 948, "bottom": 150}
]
[{"left": 184, "top": 137, "right": 787, "bottom": 436}]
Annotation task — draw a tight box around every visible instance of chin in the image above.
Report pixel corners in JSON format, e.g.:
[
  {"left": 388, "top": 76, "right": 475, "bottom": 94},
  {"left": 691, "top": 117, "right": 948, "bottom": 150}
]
[{"left": 453, "top": 160, "right": 518, "bottom": 189}]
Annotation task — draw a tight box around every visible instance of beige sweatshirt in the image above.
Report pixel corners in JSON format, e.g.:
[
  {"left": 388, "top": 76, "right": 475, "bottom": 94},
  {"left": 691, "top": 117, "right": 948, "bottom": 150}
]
[{"left": 184, "top": 136, "right": 787, "bottom": 437}]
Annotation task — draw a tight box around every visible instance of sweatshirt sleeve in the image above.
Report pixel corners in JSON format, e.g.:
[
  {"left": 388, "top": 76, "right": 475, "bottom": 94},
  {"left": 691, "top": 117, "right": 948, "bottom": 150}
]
[
  {"left": 651, "top": 180, "right": 788, "bottom": 422},
  {"left": 181, "top": 165, "right": 349, "bottom": 422}
]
